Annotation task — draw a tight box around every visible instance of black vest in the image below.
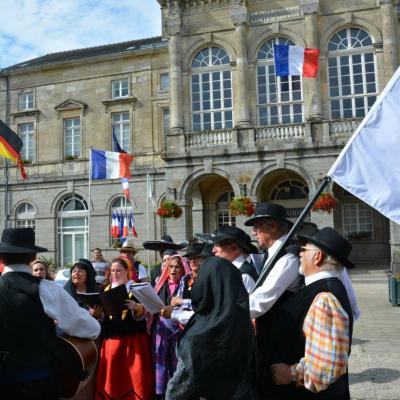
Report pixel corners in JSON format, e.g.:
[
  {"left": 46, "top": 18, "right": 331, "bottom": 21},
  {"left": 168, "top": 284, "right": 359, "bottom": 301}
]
[
  {"left": 0, "top": 272, "right": 56, "bottom": 382},
  {"left": 271, "top": 277, "right": 353, "bottom": 399},
  {"left": 240, "top": 260, "right": 259, "bottom": 282}
]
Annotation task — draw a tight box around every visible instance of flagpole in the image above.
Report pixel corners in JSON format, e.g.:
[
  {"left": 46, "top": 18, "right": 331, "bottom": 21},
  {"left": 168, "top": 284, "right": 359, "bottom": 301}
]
[
  {"left": 88, "top": 147, "right": 92, "bottom": 259},
  {"left": 251, "top": 176, "right": 331, "bottom": 293},
  {"left": 146, "top": 173, "right": 150, "bottom": 268}
]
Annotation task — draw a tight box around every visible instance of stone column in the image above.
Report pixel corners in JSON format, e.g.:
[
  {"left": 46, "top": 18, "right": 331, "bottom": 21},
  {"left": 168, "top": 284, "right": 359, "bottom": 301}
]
[
  {"left": 299, "top": 0, "right": 324, "bottom": 121},
  {"left": 231, "top": 2, "right": 251, "bottom": 128},
  {"left": 380, "top": 0, "right": 399, "bottom": 83},
  {"left": 167, "top": 8, "right": 184, "bottom": 133}
]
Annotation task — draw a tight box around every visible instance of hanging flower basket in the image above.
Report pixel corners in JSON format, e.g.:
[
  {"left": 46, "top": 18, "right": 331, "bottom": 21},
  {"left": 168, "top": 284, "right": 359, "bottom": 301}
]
[
  {"left": 156, "top": 200, "right": 183, "bottom": 219},
  {"left": 229, "top": 196, "right": 255, "bottom": 217},
  {"left": 312, "top": 192, "right": 337, "bottom": 214}
]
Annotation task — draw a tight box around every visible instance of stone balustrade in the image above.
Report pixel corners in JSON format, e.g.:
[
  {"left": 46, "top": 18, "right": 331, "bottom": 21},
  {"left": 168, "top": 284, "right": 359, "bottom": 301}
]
[
  {"left": 255, "top": 124, "right": 306, "bottom": 141},
  {"left": 329, "top": 119, "right": 362, "bottom": 136},
  {"left": 185, "top": 129, "right": 235, "bottom": 148}
]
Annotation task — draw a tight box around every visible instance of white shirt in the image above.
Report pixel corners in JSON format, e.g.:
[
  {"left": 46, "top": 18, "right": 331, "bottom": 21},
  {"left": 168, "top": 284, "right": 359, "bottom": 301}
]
[
  {"left": 232, "top": 255, "right": 256, "bottom": 293},
  {"left": 249, "top": 235, "right": 300, "bottom": 319},
  {"left": 3, "top": 265, "right": 101, "bottom": 340},
  {"left": 138, "top": 263, "right": 148, "bottom": 279}
]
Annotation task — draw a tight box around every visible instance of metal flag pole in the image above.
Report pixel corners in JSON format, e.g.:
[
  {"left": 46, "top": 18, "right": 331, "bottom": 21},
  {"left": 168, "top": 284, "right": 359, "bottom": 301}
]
[
  {"left": 87, "top": 147, "right": 92, "bottom": 259},
  {"left": 146, "top": 173, "right": 151, "bottom": 268},
  {"left": 250, "top": 176, "right": 332, "bottom": 293}
]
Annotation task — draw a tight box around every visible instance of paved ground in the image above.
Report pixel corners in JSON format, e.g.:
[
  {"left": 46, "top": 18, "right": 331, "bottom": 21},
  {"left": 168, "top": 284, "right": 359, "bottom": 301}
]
[{"left": 349, "top": 269, "right": 400, "bottom": 400}]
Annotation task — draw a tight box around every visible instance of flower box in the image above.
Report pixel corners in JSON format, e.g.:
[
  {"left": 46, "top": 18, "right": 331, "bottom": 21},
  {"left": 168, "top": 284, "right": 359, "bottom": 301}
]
[
  {"left": 311, "top": 192, "right": 337, "bottom": 214},
  {"left": 388, "top": 276, "right": 400, "bottom": 306},
  {"left": 156, "top": 200, "right": 183, "bottom": 219},
  {"left": 229, "top": 196, "right": 255, "bottom": 217}
]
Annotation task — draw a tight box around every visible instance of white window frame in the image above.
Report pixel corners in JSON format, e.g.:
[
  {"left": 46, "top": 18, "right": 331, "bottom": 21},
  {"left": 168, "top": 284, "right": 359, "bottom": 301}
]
[
  {"left": 64, "top": 117, "right": 81, "bottom": 158},
  {"left": 191, "top": 46, "right": 233, "bottom": 131},
  {"left": 19, "top": 92, "right": 34, "bottom": 110},
  {"left": 256, "top": 37, "right": 303, "bottom": 126},
  {"left": 15, "top": 202, "right": 35, "bottom": 230},
  {"left": 112, "top": 112, "right": 131, "bottom": 153},
  {"left": 327, "top": 28, "right": 377, "bottom": 119},
  {"left": 57, "top": 195, "right": 88, "bottom": 266},
  {"left": 216, "top": 191, "right": 236, "bottom": 228},
  {"left": 111, "top": 78, "right": 129, "bottom": 98},
  {"left": 342, "top": 203, "right": 374, "bottom": 240},
  {"left": 18, "top": 122, "right": 35, "bottom": 162}
]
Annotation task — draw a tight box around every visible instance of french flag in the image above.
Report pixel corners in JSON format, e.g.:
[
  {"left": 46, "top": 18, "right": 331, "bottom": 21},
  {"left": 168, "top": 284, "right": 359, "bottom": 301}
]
[
  {"left": 91, "top": 149, "right": 133, "bottom": 180},
  {"left": 273, "top": 45, "right": 320, "bottom": 77}
]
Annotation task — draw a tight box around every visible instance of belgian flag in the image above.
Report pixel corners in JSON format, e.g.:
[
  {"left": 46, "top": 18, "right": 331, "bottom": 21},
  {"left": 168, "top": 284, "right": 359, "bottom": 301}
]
[{"left": 0, "top": 120, "right": 27, "bottom": 179}]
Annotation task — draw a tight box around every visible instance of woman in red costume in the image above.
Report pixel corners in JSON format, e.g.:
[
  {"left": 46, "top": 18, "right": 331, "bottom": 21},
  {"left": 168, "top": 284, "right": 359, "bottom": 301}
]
[{"left": 96, "top": 255, "right": 153, "bottom": 400}]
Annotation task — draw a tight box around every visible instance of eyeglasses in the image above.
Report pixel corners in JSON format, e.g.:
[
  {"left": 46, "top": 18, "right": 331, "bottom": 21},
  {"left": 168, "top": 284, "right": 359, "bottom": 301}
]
[{"left": 300, "top": 246, "right": 319, "bottom": 252}]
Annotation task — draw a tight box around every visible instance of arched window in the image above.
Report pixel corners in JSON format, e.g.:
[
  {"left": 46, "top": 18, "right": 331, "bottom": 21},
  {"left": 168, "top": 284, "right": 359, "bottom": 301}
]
[
  {"left": 327, "top": 28, "right": 377, "bottom": 119},
  {"left": 110, "top": 196, "right": 134, "bottom": 244},
  {"left": 57, "top": 194, "right": 88, "bottom": 267},
  {"left": 256, "top": 37, "right": 303, "bottom": 125},
  {"left": 216, "top": 191, "right": 236, "bottom": 228},
  {"left": 191, "top": 46, "right": 233, "bottom": 131},
  {"left": 15, "top": 202, "right": 35, "bottom": 230}
]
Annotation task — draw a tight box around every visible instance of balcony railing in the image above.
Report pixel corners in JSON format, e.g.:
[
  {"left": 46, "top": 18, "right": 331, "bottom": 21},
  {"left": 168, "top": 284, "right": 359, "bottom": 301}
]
[
  {"left": 185, "top": 128, "right": 235, "bottom": 148},
  {"left": 255, "top": 124, "right": 306, "bottom": 141},
  {"left": 329, "top": 119, "right": 362, "bottom": 136}
]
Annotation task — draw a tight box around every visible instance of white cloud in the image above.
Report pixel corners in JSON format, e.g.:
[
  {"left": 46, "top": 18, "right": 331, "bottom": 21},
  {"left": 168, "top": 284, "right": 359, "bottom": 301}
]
[{"left": 0, "top": 0, "right": 162, "bottom": 68}]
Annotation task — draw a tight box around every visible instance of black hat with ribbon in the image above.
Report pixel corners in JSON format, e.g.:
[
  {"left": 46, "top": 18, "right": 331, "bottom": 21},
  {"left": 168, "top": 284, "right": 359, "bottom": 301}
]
[
  {"left": 0, "top": 228, "right": 48, "bottom": 254},
  {"left": 182, "top": 243, "right": 205, "bottom": 258},
  {"left": 297, "top": 227, "right": 356, "bottom": 269},
  {"left": 244, "top": 202, "right": 292, "bottom": 226},
  {"left": 143, "top": 235, "right": 186, "bottom": 251}
]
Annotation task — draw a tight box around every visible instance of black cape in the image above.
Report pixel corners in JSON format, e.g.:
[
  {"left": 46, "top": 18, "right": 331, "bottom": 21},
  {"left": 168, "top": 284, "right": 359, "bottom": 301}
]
[{"left": 178, "top": 256, "right": 253, "bottom": 399}]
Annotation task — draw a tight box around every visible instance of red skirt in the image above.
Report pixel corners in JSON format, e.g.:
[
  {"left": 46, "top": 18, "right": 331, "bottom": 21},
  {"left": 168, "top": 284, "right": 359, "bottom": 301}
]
[{"left": 96, "top": 333, "right": 154, "bottom": 400}]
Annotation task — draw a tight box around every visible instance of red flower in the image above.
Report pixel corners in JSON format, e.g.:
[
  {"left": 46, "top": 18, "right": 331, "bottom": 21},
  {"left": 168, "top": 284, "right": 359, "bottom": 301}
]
[
  {"left": 156, "top": 200, "right": 183, "bottom": 219},
  {"left": 312, "top": 193, "right": 337, "bottom": 214},
  {"left": 229, "top": 197, "right": 255, "bottom": 217}
]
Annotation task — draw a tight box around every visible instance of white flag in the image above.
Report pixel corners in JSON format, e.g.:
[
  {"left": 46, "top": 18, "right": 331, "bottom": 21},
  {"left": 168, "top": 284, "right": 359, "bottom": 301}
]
[{"left": 327, "top": 66, "right": 400, "bottom": 224}]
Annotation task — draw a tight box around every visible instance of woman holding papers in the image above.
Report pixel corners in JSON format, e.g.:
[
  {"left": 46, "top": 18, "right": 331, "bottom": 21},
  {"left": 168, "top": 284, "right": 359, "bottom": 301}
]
[
  {"left": 96, "top": 255, "right": 153, "bottom": 400},
  {"left": 153, "top": 254, "right": 191, "bottom": 399}
]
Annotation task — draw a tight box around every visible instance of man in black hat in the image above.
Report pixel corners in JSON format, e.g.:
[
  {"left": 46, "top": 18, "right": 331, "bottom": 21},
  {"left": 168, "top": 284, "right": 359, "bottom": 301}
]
[
  {"left": 270, "top": 227, "right": 354, "bottom": 399},
  {"left": 143, "top": 235, "right": 186, "bottom": 286},
  {"left": 244, "top": 202, "right": 301, "bottom": 396},
  {"left": 0, "top": 228, "right": 100, "bottom": 400},
  {"left": 201, "top": 225, "right": 259, "bottom": 293}
]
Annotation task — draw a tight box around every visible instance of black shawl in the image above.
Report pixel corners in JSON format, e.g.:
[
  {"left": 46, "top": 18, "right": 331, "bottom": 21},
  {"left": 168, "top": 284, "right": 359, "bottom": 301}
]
[
  {"left": 178, "top": 256, "right": 253, "bottom": 400},
  {"left": 64, "top": 259, "right": 98, "bottom": 308}
]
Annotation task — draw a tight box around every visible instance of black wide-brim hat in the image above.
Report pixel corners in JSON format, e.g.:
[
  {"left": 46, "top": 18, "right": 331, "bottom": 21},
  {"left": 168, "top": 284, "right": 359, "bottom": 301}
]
[
  {"left": 297, "top": 227, "right": 356, "bottom": 269},
  {"left": 143, "top": 235, "right": 186, "bottom": 251},
  {"left": 0, "top": 228, "right": 48, "bottom": 254},
  {"left": 197, "top": 226, "right": 258, "bottom": 254},
  {"left": 182, "top": 243, "right": 205, "bottom": 258},
  {"left": 244, "top": 202, "right": 292, "bottom": 226}
]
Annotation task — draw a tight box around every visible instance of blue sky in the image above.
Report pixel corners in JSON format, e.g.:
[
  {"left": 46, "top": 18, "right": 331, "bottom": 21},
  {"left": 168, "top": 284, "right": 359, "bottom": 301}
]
[{"left": 0, "top": 0, "right": 162, "bottom": 68}]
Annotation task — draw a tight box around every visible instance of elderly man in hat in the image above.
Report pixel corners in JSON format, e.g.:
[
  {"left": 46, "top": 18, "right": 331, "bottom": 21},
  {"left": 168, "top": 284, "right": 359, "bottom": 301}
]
[
  {"left": 270, "top": 227, "right": 354, "bottom": 399},
  {"left": 0, "top": 228, "right": 100, "bottom": 399},
  {"left": 119, "top": 238, "right": 149, "bottom": 283},
  {"left": 244, "top": 202, "right": 301, "bottom": 396},
  {"left": 200, "top": 225, "right": 259, "bottom": 293}
]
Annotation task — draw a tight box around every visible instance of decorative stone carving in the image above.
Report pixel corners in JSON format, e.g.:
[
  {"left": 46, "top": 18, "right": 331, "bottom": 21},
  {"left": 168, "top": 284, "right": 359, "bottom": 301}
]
[
  {"left": 204, "top": 157, "right": 213, "bottom": 174},
  {"left": 299, "top": 0, "right": 320, "bottom": 15}
]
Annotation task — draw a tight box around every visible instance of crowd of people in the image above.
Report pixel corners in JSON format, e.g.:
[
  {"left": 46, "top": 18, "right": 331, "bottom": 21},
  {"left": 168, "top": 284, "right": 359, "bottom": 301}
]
[{"left": 0, "top": 202, "right": 359, "bottom": 400}]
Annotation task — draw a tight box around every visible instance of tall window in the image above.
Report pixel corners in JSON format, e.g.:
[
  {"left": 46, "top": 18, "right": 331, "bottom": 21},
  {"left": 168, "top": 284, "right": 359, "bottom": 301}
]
[
  {"left": 216, "top": 192, "right": 236, "bottom": 228},
  {"left": 112, "top": 79, "right": 129, "bottom": 98},
  {"left": 328, "top": 28, "right": 377, "bottom": 119},
  {"left": 162, "top": 107, "right": 170, "bottom": 136},
  {"left": 18, "top": 122, "right": 35, "bottom": 162},
  {"left": 64, "top": 118, "right": 81, "bottom": 158},
  {"left": 58, "top": 195, "right": 88, "bottom": 266},
  {"left": 15, "top": 202, "right": 35, "bottom": 229},
  {"left": 112, "top": 112, "right": 131, "bottom": 152},
  {"left": 19, "top": 92, "right": 34, "bottom": 110},
  {"left": 191, "top": 46, "right": 233, "bottom": 131},
  {"left": 111, "top": 196, "right": 133, "bottom": 245},
  {"left": 257, "top": 37, "right": 303, "bottom": 125},
  {"left": 342, "top": 203, "right": 374, "bottom": 240},
  {"left": 160, "top": 73, "right": 169, "bottom": 91}
]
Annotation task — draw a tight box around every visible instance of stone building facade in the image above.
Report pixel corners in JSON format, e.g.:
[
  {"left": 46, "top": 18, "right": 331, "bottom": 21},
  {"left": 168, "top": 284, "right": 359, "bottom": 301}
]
[{"left": 0, "top": 0, "right": 399, "bottom": 269}]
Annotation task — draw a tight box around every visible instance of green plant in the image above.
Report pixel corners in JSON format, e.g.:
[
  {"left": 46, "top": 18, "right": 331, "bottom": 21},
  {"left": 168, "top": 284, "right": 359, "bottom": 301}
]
[
  {"left": 156, "top": 200, "right": 183, "bottom": 219},
  {"left": 229, "top": 196, "right": 255, "bottom": 217},
  {"left": 65, "top": 155, "right": 79, "bottom": 161}
]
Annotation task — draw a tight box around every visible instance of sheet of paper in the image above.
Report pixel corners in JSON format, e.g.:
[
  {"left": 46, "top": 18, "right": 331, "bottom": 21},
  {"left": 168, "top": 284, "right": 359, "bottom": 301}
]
[{"left": 130, "top": 283, "right": 165, "bottom": 314}]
